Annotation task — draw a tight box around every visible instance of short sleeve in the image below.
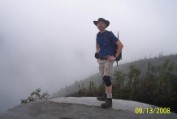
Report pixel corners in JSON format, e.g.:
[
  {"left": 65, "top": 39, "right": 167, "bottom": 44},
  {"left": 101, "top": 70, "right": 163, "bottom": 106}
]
[{"left": 110, "top": 31, "right": 118, "bottom": 44}]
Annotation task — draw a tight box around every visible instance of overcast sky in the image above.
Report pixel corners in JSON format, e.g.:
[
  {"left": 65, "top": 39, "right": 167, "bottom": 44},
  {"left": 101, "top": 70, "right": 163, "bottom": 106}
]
[{"left": 0, "top": 0, "right": 177, "bottom": 113}]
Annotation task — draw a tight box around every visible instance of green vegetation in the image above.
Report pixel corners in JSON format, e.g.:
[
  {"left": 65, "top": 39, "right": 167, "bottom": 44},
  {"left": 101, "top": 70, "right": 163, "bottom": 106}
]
[{"left": 62, "top": 54, "right": 177, "bottom": 113}]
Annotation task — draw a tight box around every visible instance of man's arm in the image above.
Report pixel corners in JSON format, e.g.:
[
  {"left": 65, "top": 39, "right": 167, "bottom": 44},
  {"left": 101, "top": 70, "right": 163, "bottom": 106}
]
[
  {"left": 96, "top": 43, "right": 100, "bottom": 53},
  {"left": 115, "top": 40, "right": 123, "bottom": 58},
  {"left": 107, "top": 39, "right": 123, "bottom": 61},
  {"left": 95, "top": 43, "right": 100, "bottom": 59}
]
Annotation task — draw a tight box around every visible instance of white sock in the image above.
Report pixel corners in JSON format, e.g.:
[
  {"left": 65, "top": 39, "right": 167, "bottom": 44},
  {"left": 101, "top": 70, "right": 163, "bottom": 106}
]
[
  {"left": 105, "top": 91, "right": 108, "bottom": 95},
  {"left": 107, "top": 93, "right": 112, "bottom": 99}
]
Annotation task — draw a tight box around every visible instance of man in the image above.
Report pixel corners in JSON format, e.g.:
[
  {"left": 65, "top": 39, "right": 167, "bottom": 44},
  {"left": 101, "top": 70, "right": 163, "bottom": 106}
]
[{"left": 93, "top": 18, "right": 123, "bottom": 108}]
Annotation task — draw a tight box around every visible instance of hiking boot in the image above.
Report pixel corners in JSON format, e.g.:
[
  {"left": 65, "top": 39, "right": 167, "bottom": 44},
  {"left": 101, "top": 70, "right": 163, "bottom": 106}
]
[
  {"left": 101, "top": 99, "right": 112, "bottom": 108},
  {"left": 97, "top": 94, "right": 107, "bottom": 101}
]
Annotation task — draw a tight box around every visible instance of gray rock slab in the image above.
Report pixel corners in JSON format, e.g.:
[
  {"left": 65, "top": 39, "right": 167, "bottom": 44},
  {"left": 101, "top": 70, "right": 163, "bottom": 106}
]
[
  {"left": 51, "top": 97, "right": 156, "bottom": 112},
  {"left": 0, "top": 97, "right": 176, "bottom": 119}
]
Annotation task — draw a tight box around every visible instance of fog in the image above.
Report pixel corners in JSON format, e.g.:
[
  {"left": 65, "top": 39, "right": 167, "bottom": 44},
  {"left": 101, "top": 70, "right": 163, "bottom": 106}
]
[{"left": 0, "top": 0, "right": 177, "bottom": 113}]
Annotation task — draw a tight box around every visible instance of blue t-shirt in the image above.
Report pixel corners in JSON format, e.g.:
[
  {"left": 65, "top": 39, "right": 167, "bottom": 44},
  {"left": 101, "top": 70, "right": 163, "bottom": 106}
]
[{"left": 96, "top": 30, "right": 118, "bottom": 57}]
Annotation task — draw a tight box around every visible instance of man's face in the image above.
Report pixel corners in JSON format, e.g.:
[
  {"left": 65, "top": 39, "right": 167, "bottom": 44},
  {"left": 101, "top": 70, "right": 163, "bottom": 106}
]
[{"left": 96, "top": 21, "right": 107, "bottom": 31}]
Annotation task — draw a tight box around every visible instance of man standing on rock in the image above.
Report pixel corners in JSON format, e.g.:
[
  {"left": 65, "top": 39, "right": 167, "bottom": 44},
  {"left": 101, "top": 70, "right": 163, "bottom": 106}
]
[{"left": 93, "top": 18, "right": 123, "bottom": 108}]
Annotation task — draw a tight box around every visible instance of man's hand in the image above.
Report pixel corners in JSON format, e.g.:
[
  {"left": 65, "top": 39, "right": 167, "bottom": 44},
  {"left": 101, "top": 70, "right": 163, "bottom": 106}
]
[
  {"left": 95, "top": 52, "right": 99, "bottom": 59},
  {"left": 108, "top": 56, "right": 116, "bottom": 61}
]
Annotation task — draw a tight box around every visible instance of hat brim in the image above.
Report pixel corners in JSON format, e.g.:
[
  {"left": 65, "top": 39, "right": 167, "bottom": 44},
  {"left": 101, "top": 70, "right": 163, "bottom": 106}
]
[
  {"left": 93, "top": 20, "right": 110, "bottom": 27},
  {"left": 93, "top": 21, "right": 97, "bottom": 26}
]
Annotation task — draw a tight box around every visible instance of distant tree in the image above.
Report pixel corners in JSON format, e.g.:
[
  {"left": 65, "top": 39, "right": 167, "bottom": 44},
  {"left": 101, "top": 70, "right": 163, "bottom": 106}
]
[
  {"left": 112, "top": 71, "right": 125, "bottom": 98},
  {"left": 113, "top": 71, "right": 125, "bottom": 88},
  {"left": 97, "top": 81, "right": 105, "bottom": 97},
  {"left": 21, "top": 88, "right": 50, "bottom": 104},
  {"left": 127, "top": 65, "right": 141, "bottom": 99},
  {"left": 86, "top": 81, "right": 97, "bottom": 96}
]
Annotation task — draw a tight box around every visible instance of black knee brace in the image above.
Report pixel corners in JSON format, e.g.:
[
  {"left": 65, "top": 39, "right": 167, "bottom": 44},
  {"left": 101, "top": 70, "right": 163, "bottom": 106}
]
[{"left": 103, "top": 76, "right": 112, "bottom": 87}]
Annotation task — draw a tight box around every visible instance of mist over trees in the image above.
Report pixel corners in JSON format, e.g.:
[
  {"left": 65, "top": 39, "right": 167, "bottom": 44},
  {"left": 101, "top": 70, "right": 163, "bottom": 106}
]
[{"left": 52, "top": 54, "right": 177, "bottom": 113}]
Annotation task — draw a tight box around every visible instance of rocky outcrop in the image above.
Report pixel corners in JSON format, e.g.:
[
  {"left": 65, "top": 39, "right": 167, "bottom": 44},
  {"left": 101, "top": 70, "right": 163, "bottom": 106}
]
[{"left": 0, "top": 97, "right": 177, "bottom": 119}]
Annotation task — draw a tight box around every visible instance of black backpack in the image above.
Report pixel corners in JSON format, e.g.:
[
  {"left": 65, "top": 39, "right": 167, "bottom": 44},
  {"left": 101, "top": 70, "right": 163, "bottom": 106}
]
[{"left": 105, "top": 31, "right": 122, "bottom": 66}]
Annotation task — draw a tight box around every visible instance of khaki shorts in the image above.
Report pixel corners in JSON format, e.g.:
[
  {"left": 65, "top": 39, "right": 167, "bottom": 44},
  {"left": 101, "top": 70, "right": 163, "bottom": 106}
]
[{"left": 97, "top": 59, "right": 114, "bottom": 77}]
